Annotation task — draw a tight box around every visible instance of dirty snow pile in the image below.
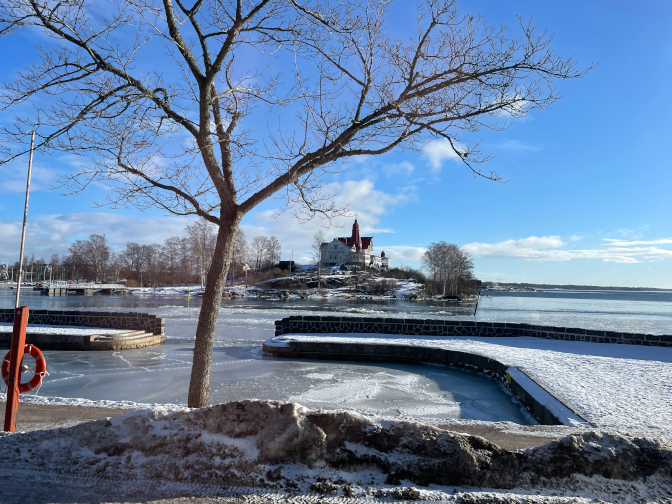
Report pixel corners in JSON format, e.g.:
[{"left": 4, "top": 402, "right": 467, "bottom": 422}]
[{"left": 1, "top": 400, "right": 671, "bottom": 503}]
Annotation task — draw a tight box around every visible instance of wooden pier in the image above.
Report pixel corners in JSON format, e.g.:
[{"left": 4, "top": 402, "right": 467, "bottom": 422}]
[{"left": 41, "top": 283, "right": 127, "bottom": 296}]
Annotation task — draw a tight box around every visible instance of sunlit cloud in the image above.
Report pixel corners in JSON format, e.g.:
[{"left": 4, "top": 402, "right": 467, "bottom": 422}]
[
  {"left": 463, "top": 235, "right": 672, "bottom": 264},
  {"left": 378, "top": 245, "right": 426, "bottom": 262},
  {"left": 422, "top": 139, "right": 461, "bottom": 172},
  {"left": 0, "top": 214, "right": 190, "bottom": 262},
  {"left": 603, "top": 238, "right": 672, "bottom": 247},
  {"left": 242, "top": 178, "right": 416, "bottom": 262}
]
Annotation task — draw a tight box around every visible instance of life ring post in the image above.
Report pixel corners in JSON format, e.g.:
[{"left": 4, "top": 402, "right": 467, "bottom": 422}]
[{"left": 4, "top": 306, "right": 28, "bottom": 432}]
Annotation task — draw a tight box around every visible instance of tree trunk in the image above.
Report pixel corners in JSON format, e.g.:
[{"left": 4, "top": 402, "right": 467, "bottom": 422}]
[{"left": 187, "top": 213, "right": 240, "bottom": 408}]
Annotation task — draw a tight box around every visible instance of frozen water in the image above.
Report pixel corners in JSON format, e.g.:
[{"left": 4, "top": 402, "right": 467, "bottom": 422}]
[
  {"left": 0, "top": 289, "right": 532, "bottom": 424},
  {"left": 274, "top": 333, "right": 672, "bottom": 435},
  {"left": 3, "top": 287, "right": 672, "bottom": 425}
]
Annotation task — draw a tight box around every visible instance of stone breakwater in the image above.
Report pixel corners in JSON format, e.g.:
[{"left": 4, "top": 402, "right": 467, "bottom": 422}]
[
  {"left": 0, "top": 309, "right": 165, "bottom": 350},
  {"left": 275, "top": 316, "right": 672, "bottom": 347}
]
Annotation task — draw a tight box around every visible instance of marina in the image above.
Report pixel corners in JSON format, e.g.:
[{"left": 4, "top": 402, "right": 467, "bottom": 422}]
[{"left": 2, "top": 286, "right": 672, "bottom": 430}]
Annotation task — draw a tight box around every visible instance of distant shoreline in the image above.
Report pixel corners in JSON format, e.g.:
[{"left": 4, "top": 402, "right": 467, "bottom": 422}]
[{"left": 489, "top": 283, "right": 672, "bottom": 292}]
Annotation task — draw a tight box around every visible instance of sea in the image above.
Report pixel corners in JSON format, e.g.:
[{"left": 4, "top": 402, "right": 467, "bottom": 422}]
[{"left": 1, "top": 286, "right": 671, "bottom": 424}]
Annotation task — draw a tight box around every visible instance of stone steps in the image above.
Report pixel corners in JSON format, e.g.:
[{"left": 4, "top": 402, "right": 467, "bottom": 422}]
[
  {"left": 91, "top": 331, "right": 164, "bottom": 350},
  {"left": 0, "top": 310, "right": 165, "bottom": 351},
  {"left": 0, "top": 330, "right": 164, "bottom": 351}
]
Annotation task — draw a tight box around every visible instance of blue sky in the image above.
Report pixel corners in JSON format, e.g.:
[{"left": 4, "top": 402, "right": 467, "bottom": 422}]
[{"left": 1, "top": 0, "right": 671, "bottom": 287}]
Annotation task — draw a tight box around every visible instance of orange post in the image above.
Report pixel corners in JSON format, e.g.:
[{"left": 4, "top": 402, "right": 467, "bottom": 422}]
[{"left": 4, "top": 306, "right": 28, "bottom": 432}]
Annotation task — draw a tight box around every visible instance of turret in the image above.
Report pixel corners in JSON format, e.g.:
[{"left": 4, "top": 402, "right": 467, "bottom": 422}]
[{"left": 351, "top": 219, "right": 362, "bottom": 253}]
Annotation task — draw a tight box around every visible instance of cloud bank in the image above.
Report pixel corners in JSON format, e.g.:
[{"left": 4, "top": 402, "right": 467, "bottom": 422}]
[
  {"left": 0, "top": 213, "right": 190, "bottom": 262},
  {"left": 463, "top": 235, "right": 672, "bottom": 264},
  {"left": 0, "top": 178, "right": 418, "bottom": 266}
]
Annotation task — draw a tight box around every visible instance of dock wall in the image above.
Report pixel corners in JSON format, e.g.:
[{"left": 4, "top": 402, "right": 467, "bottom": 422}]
[
  {"left": 0, "top": 309, "right": 164, "bottom": 336},
  {"left": 274, "top": 316, "right": 672, "bottom": 347},
  {"left": 0, "top": 309, "right": 165, "bottom": 350}
]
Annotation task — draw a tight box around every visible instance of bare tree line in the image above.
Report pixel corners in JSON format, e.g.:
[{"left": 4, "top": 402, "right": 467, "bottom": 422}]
[
  {"left": 8, "top": 220, "right": 282, "bottom": 287},
  {"left": 421, "top": 242, "right": 475, "bottom": 296}
]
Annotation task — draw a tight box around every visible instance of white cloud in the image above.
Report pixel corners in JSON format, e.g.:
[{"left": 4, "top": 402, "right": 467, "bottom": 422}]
[
  {"left": 383, "top": 161, "right": 414, "bottom": 176},
  {"left": 0, "top": 213, "right": 190, "bottom": 262},
  {"left": 241, "top": 179, "right": 415, "bottom": 262},
  {"left": 379, "top": 245, "right": 426, "bottom": 262},
  {"left": 463, "top": 236, "right": 565, "bottom": 259},
  {"left": 422, "top": 139, "right": 461, "bottom": 172},
  {"left": 617, "top": 228, "right": 642, "bottom": 239},
  {"left": 489, "top": 94, "right": 532, "bottom": 120},
  {"left": 0, "top": 161, "right": 60, "bottom": 193},
  {"left": 570, "top": 234, "right": 583, "bottom": 242},
  {"left": 603, "top": 238, "right": 672, "bottom": 247},
  {"left": 463, "top": 235, "right": 672, "bottom": 264}
]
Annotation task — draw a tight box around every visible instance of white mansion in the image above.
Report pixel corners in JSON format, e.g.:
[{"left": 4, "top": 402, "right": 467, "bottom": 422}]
[{"left": 321, "top": 219, "right": 390, "bottom": 270}]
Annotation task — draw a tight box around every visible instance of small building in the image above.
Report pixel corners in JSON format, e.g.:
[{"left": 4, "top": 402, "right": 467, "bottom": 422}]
[
  {"left": 277, "top": 260, "right": 297, "bottom": 272},
  {"left": 321, "top": 219, "right": 390, "bottom": 270}
]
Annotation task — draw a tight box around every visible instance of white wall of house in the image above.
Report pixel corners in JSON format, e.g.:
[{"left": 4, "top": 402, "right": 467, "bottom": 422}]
[
  {"left": 321, "top": 239, "right": 352, "bottom": 265},
  {"left": 319, "top": 238, "right": 390, "bottom": 270}
]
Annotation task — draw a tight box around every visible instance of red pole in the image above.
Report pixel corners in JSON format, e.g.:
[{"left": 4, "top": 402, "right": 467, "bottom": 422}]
[{"left": 4, "top": 306, "right": 28, "bottom": 432}]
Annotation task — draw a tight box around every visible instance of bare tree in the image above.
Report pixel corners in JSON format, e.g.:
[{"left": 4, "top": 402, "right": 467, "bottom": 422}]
[
  {"left": 266, "top": 236, "right": 282, "bottom": 268},
  {"left": 119, "top": 242, "right": 148, "bottom": 283},
  {"left": 312, "top": 230, "right": 325, "bottom": 284},
  {"left": 250, "top": 236, "right": 269, "bottom": 273},
  {"left": 162, "top": 236, "right": 182, "bottom": 285},
  {"left": 49, "top": 253, "right": 60, "bottom": 280},
  {"left": 83, "top": 234, "right": 111, "bottom": 282},
  {"left": 229, "top": 228, "right": 248, "bottom": 285},
  {"left": 178, "top": 236, "right": 192, "bottom": 285},
  {"left": 0, "top": 0, "right": 588, "bottom": 407},
  {"left": 187, "top": 218, "right": 216, "bottom": 288},
  {"left": 66, "top": 240, "right": 87, "bottom": 282},
  {"left": 422, "top": 241, "right": 474, "bottom": 296}
]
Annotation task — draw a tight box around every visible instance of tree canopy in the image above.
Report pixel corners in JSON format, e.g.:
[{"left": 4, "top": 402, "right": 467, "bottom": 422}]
[{"left": 0, "top": 0, "right": 589, "bottom": 407}]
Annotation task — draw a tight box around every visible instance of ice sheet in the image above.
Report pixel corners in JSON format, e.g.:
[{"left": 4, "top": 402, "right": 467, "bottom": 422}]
[{"left": 272, "top": 333, "right": 672, "bottom": 436}]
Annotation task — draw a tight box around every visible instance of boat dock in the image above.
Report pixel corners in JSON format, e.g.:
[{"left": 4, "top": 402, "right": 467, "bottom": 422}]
[{"left": 40, "top": 283, "right": 127, "bottom": 296}]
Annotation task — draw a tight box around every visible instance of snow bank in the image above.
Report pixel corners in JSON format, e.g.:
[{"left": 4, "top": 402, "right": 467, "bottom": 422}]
[
  {"left": 0, "top": 393, "right": 186, "bottom": 411},
  {"left": 0, "top": 323, "right": 128, "bottom": 336},
  {"left": 0, "top": 400, "right": 670, "bottom": 502}
]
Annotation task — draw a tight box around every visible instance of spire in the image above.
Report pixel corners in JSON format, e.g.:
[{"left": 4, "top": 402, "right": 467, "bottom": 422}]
[
  {"left": 381, "top": 250, "right": 385, "bottom": 258},
  {"left": 351, "top": 218, "right": 362, "bottom": 253}
]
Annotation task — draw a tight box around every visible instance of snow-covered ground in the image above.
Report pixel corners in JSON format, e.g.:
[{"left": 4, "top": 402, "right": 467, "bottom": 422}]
[
  {"left": 1, "top": 399, "right": 670, "bottom": 503},
  {"left": 125, "top": 272, "right": 428, "bottom": 300},
  {"left": 266, "top": 333, "right": 672, "bottom": 438},
  {"left": 0, "top": 323, "right": 128, "bottom": 335}
]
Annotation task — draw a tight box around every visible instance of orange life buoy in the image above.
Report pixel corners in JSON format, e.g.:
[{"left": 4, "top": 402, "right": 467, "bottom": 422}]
[{"left": 1, "top": 344, "right": 47, "bottom": 393}]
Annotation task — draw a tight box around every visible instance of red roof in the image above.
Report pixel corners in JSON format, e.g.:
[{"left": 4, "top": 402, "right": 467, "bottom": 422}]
[{"left": 336, "top": 236, "right": 373, "bottom": 250}]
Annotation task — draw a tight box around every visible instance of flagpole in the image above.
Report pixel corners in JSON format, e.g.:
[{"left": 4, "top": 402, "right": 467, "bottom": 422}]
[{"left": 14, "top": 131, "right": 35, "bottom": 309}]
